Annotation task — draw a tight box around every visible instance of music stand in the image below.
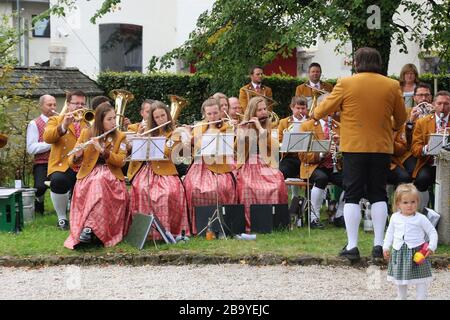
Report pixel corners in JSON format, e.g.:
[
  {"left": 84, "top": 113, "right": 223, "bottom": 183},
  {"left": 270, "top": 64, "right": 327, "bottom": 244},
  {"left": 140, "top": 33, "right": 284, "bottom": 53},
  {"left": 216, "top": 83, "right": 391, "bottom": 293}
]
[
  {"left": 126, "top": 136, "right": 175, "bottom": 247},
  {"left": 280, "top": 132, "right": 320, "bottom": 236},
  {"left": 196, "top": 132, "right": 235, "bottom": 239}
]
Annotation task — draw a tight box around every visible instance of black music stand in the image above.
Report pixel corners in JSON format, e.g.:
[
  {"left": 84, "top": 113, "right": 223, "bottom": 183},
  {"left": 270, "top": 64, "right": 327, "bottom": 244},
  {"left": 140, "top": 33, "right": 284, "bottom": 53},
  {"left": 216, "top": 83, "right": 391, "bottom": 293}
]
[{"left": 196, "top": 132, "right": 235, "bottom": 239}]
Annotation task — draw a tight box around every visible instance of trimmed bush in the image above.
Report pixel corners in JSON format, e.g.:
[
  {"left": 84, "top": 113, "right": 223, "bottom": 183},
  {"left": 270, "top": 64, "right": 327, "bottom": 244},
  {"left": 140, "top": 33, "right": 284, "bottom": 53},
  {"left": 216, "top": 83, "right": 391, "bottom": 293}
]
[{"left": 97, "top": 72, "right": 450, "bottom": 123}]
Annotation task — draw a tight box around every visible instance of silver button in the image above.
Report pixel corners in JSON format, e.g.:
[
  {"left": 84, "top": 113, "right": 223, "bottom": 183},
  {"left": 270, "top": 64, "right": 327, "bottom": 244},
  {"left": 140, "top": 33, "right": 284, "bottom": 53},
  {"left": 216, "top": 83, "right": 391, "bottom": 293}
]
[{"left": 58, "top": 163, "right": 62, "bottom": 166}]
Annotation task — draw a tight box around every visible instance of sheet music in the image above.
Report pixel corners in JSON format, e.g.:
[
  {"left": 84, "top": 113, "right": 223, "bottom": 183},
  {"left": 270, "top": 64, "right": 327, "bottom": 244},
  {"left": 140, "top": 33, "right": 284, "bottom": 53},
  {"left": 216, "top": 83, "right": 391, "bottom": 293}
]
[
  {"left": 130, "top": 137, "right": 166, "bottom": 160},
  {"left": 201, "top": 133, "right": 234, "bottom": 156},
  {"left": 309, "top": 139, "right": 331, "bottom": 153},
  {"left": 427, "top": 134, "right": 444, "bottom": 156},
  {"left": 280, "top": 132, "right": 312, "bottom": 153}
]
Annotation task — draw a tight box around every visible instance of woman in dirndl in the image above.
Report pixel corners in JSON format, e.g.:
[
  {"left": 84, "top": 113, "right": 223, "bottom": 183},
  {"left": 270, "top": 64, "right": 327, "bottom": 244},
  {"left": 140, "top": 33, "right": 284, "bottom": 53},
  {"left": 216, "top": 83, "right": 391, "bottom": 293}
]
[
  {"left": 64, "top": 102, "right": 130, "bottom": 249},
  {"left": 183, "top": 97, "right": 237, "bottom": 234},
  {"left": 383, "top": 183, "right": 438, "bottom": 300},
  {"left": 128, "top": 100, "right": 190, "bottom": 239},
  {"left": 236, "top": 96, "right": 288, "bottom": 232}
]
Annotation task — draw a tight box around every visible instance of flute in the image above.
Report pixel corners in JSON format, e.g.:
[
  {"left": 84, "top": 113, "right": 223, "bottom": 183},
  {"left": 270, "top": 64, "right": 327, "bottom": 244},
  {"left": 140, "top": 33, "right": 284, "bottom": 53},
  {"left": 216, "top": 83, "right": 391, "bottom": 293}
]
[
  {"left": 67, "top": 125, "right": 119, "bottom": 156},
  {"left": 238, "top": 116, "right": 269, "bottom": 126}
]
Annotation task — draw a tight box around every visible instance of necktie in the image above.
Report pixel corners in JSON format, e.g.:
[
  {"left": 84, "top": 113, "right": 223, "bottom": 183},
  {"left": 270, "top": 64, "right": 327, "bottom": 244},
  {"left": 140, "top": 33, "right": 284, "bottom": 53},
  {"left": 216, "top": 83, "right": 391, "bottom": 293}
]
[
  {"left": 255, "top": 85, "right": 261, "bottom": 93},
  {"left": 315, "top": 83, "right": 320, "bottom": 89}
]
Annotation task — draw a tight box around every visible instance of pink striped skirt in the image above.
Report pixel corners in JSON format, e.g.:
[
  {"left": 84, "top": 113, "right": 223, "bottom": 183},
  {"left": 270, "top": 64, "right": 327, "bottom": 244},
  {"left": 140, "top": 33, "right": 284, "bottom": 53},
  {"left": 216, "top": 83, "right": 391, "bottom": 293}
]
[
  {"left": 64, "top": 165, "right": 130, "bottom": 249},
  {"left": 129, "top": 163, "right": 190, "bottom": 239},
  {"left": 236, "top": 155, "right": 288, "bottom": 232},
  {"left": 183, "top": 162, "right": 237, "bottom": 234}
]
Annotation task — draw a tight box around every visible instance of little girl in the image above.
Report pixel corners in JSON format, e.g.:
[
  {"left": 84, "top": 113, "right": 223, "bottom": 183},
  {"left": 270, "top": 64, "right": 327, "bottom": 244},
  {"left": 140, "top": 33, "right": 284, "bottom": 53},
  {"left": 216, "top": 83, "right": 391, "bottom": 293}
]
[{"left": 383, "top": 183, "right": 438, "bottom": 300}]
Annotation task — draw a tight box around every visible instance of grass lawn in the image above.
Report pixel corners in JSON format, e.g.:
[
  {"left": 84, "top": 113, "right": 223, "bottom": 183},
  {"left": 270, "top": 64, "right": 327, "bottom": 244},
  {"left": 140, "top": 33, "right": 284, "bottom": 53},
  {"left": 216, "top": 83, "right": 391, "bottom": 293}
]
[{"left": 1, "top": 206, "right": 449, "bottom": 259}]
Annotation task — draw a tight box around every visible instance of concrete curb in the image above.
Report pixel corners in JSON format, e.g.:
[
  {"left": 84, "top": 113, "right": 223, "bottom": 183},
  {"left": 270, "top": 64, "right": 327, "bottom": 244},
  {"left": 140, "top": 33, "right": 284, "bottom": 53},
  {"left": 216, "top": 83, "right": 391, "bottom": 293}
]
[{"left": 0, "top": 253, "right": 448, "bottom": 269}]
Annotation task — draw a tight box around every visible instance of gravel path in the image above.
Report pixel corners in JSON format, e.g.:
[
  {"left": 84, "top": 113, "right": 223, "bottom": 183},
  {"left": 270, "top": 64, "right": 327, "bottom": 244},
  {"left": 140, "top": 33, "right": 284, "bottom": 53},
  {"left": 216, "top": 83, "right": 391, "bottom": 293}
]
[{"left": 0, "top": 265, "right": 448, "bottom": 300}]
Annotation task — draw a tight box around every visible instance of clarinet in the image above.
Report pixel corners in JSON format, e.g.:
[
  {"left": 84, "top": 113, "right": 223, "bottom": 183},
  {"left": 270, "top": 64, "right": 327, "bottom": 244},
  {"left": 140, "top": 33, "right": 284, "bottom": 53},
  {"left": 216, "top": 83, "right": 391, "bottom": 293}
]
[{"left": 328, "top": 116, "right": 339, "bottom": 173}]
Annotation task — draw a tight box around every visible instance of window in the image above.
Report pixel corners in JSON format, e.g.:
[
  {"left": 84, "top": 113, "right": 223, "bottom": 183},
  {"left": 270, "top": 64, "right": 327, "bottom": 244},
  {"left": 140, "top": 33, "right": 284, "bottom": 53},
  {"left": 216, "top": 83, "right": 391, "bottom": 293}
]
[
  {"left": 99, "top": 24, "right": 143, "bottom": 72},
  {"left": 32, "top": 15, "right": 50, "bottom": 38}
]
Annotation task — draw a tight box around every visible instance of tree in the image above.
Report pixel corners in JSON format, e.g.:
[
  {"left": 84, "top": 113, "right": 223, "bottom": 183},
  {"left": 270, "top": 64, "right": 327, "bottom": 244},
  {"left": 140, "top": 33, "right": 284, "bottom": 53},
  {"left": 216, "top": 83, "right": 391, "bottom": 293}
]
[
  {"left": 0, "top": 14, "right": 41, "bottom": 185},
  {"left": 151, "top": 0, "right": 450, "bottom": 94}
]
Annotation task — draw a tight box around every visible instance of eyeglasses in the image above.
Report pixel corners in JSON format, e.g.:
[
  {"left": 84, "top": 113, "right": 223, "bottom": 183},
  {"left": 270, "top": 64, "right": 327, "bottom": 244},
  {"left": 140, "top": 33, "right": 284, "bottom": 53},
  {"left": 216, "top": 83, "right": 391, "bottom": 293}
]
[
  {"left": 70, "top": 102, "right": 86, "bottom": 106},
  {"left": 414, "top": 94, "right": 431, "bottom": 97}
]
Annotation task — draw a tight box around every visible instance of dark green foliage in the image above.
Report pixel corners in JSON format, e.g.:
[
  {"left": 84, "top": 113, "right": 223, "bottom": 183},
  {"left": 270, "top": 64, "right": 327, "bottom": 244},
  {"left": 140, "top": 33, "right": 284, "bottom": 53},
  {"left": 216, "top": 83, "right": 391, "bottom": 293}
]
[{"left": 97, "top": 72, "right": 449, "bottom": 122}]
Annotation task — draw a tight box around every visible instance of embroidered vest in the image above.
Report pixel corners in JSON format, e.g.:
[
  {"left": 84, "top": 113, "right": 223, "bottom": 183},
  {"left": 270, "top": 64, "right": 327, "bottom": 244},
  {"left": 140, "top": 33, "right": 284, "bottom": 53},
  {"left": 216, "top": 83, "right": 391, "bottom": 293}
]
[{"left": 34, "top": 116, "right": 50, "bottom": 164}]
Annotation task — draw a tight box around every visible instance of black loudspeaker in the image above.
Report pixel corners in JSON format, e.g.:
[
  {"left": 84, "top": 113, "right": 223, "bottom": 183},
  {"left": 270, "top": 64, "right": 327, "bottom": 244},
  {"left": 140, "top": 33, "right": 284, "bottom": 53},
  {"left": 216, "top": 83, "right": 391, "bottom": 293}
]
[
  {"left": 250, "top": 204, "right": 290, "bottom": 233},
  {"left": 195, "top": 204, "right": 245, "bottom": 236}
]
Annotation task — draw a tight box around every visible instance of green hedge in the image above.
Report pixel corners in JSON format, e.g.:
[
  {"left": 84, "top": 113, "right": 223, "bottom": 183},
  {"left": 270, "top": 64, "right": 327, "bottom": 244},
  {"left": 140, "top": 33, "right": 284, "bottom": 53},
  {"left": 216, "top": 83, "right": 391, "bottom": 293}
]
[{"left": 97, "top": 72, "right": 450, "bottom": 123}]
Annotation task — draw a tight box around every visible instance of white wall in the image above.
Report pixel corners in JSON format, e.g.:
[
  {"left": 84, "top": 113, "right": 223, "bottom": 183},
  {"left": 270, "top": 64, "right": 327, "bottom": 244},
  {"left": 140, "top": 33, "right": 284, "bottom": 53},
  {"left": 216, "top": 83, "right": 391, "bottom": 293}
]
[
  {"left": 49, "top": 0, "right": 213, "bottom": 78},
  {"left": 21, "top": 2, "right": 51, "bottom": 66}
]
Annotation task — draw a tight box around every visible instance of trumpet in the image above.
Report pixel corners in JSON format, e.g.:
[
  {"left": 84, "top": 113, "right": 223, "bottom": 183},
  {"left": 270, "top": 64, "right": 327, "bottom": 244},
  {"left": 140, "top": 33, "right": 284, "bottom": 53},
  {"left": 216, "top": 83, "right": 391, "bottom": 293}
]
[
  {"left": 52, "top": 108, "right": 95, "bottom": 123},
  {"left": 304, "top": 84, "right": 329, "bottom": 95},
  {"left": 415, "top": 101, "right": 435, "bottom": 118},
  {"left": 67, "top": 125, "right": 119, "bottom": 156}
]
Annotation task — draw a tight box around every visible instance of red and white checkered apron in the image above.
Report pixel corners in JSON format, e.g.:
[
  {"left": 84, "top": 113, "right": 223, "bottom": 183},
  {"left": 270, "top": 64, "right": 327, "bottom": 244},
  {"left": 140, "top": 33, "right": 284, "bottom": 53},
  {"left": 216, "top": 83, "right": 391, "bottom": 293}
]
[
  {"left": 236, "top": 154, "right": 288, "bottom": 232},
  {"left": 129, "top": 163, "right": 190, "bottom": 239},
  {"left": 183, "top": 162, "right": 237, "bottom": 234},
  {"left": 64, "top": 165, "right": 130, "bottom": 249}
]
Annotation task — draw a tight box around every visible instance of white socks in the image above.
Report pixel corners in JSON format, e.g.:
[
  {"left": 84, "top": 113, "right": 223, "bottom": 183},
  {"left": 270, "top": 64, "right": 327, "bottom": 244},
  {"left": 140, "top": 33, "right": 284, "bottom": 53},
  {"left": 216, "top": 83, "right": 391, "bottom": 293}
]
[
  {"left": 415, "top": 283, "right": 428, "bottom": 300},
  {"left": 397, "top": 285, "right": 407, "bottom": 300},
  {"left": 311, "top": 186, "right": 325, "bottom": 222},
  {"left": 50, "top": 191, "right": 69, "bottom": 221},
  {"left": 419, "top": 191, "right": 429, "bottom": 211},
  {"left": 396, "top": 284, "right": 428, "bottom": 300},
  {"left": 335, "top": 191, "right": 345, "bottom": 218},
  {"left": 344, "top": 203, "right": 361, "bottom": 250},
  {"left": 371, "top": 201, "right": 388, "bottom": 247}
]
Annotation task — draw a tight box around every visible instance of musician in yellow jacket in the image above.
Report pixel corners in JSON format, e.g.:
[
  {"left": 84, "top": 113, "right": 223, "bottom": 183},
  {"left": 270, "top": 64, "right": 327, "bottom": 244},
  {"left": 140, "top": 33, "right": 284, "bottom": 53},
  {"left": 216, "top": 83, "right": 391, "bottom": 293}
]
[
  {"left": 278, "top": 96, "right": 309, "bottom": 179},
  {"left": 64, "top": 102, "right": 129, "bottom": 249},
  {"left": 295, "top": 62, "right": 333, "bottom": 107},
  {"left": 411, "top": 91, "right": 450, "bottom": 211},
  {"left": 43, "top": 90, "right": 89, "bottom": 230},
  {"left": 128, "top": 101, "right": 190, "bottom": 239},
  {"left": 299, "top": 115, "right": 342, "bottom": 228},
  {"left": 312, "top": 47, "right": 407, "bottom": 261},
  {"left": 239, "top": 66, "right": 273, "bottom": 112}
]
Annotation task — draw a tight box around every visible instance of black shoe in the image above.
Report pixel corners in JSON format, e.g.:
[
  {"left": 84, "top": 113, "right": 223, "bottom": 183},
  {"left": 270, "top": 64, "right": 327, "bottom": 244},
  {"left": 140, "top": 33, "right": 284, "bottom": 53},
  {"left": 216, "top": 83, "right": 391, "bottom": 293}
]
[
  {"left": 79, "top": 227, "right": 93, "bottom": 243},
  {"left": 333, "top": 216, "right": 346, "bottom": 228},
  {"left": 339, "top": 245, "right": 360, "bottom": 261},
  {"left": 35, "top": 200, "right": 44, "bottom": 215},
  {"left": 372, "top": 245, "right": 383, "bottom": 259},
  {"left": 58, "top": 219, "right": 69, "bottom": 230},
  {"left": 310, "top": 220, "right": 324, "bottom": 229}
]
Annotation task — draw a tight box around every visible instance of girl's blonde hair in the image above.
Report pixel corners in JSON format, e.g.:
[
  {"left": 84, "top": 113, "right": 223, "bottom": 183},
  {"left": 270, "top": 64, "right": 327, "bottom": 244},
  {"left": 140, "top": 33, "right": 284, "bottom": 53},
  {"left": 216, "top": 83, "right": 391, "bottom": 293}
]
[
  {"left": 244, "top": 96, "right": 270, "bottom": 130},
  {"left": 392, "top": 183, "right": 420, "bottom": 212}
]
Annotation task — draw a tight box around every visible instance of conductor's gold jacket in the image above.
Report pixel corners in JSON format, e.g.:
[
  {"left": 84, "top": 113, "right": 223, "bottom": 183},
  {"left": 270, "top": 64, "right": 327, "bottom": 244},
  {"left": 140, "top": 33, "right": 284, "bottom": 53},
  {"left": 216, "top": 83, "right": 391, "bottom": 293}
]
[{"left": 312, "top": 72, "right": 406, "bottom": 154}]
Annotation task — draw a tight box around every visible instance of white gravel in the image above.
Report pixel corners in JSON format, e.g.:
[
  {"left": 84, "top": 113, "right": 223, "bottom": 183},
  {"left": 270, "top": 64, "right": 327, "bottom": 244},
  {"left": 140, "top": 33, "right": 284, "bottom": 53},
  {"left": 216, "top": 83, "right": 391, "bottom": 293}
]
[{"left": 0, "top": 264, "right": 448, "bottom": 300}]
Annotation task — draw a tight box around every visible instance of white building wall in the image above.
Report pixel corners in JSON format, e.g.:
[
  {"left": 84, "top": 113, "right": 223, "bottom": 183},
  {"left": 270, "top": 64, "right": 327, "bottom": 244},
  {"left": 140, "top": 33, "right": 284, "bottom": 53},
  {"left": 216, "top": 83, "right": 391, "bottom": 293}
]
[
  {"left": 45, "top": 0, "right": 423, "bottom": 80},
  {"left": 49, "top": 0, "right": 214, "bottom": 78}
]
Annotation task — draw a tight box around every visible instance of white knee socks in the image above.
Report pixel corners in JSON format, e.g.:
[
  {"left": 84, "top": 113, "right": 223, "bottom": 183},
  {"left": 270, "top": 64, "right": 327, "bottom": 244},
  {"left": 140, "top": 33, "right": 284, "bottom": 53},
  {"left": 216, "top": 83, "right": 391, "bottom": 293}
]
[
  {"left": 344, "top": 203, "right": 361, "bottom": 250},
  {"left": 415, "top": 283, "right": 428, "bottom": 300},
  {"left": 419, "top": 191, "right": 429, "bottom": 211},
  {"left": 50, "top": 191, "right": 69, "bottom": 221},
  {"left": 311, "top": 186, "right": 325, "bottom": 222},
  {"left": 396, "top": 284, "right": 428, "bottom": 300},
  {"left": 371, "top": 201, "right": 388, "bottom": 247},
  {"left": 397, "top": 285, "right": 408, "bottom": 300}
]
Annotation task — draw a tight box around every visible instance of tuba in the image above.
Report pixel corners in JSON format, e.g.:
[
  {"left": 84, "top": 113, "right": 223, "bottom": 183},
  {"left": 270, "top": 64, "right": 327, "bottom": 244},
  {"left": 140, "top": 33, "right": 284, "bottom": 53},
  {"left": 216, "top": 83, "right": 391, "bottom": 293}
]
[
  {"left": 168, "top": 94, "right": 188, "bottom": 123},
  {"left": 109, "top": 89, "right": 134, "bottom": 128}
]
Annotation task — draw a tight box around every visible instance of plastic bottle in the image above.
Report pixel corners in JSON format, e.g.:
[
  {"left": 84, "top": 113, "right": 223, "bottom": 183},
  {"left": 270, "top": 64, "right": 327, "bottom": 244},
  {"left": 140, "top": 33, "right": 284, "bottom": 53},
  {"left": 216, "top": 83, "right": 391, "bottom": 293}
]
[{"left": 205, "top": 218, "right": 215, "bottom": 240}]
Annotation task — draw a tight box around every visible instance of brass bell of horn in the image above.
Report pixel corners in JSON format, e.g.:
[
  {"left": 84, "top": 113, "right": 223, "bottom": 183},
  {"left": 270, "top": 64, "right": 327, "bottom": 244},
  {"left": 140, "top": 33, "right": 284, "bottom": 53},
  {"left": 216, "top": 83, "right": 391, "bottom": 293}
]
[{"left": 109, "top": 89, "right": 135, "bottom": 128}]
